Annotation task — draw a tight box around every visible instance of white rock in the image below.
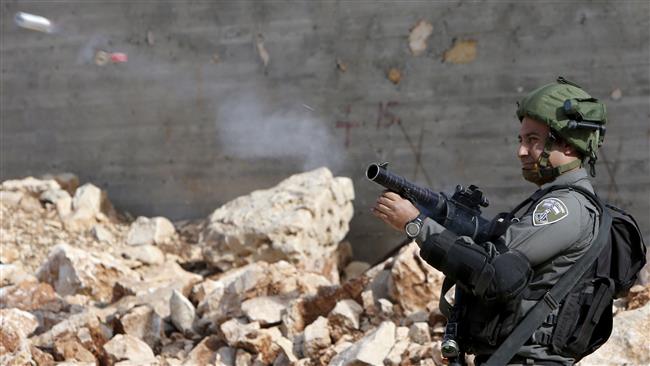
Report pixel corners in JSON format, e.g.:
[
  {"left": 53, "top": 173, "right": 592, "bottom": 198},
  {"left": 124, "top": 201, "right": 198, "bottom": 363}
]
[
  {"left": 36, "top": 243, "right": 140, "bottom": 302},
  {"left": 241, "top": 295, "right": 289, "bottom": 325},
  {"left": 384, "top": 339, "right": 410, "bottom": 366},
  {"left": 31, "top": 309, "right": 111, "bottom": 349},
  {"left": 328, "top": 321, "right": 396, "bottom": 366},
  {"left": 274, "top": 335, "right": 298, "bottom": 364},
  {"left": 92, "top": 225, "right": 115, "bottom": 244},
  {"left": 361, "top": 290, "right": 377, "bottom": 316},
  {"left": 409, "top": 322, "right": 431, "bottom": 344},
  {"left": 126, "top": 216, "right": 176, "bottom": 246},
  {"left": 184, "top": 335, "right": 221, "bottom": 365},
  {"left": 389, "top": 243, "right": 445, "bottom": 313},
  {"left": 303, "top": 316, "right": 331, "bottom": 358},
  {"left": 377, "top": 298, "right": 394, "bottom": 317},
  {"left": 40, "top": 188, "right": 72, "bottom": 216},
  {"left": 190, "top": 279, "right": 222, "bottom": 304},
  {"left": 103, "top": 334, "right": 156, "bottom": 365},
  {"left": 220, "top": 318, "right": 260, "bottom": 346},
  {"left": 0, "top": 190, "right": 24, "bottom": 206},
  {"left": 70, "top": 183, "right": 102, "bottom": 220},
  {"left": 41, "top": 172, "right": 79, "bottom": 195},
  {"left": 170, "top": 290, "right": 196, "bottom": 335},
  {"left": 0, "top": 308, "right": 39, "bottom": 337},
  {"left": 396, "top": 326, "right": 410, "bottom": 341},
  {"left": 115, "top": 261, "right": 202, "bottom": 318},
  {"left": 201, "top": 167, "right": 354, "bottom": 273},
  {"left": 329, "top": 299, "right": 363, "bottom": 330},
  {"left": 121, "top": 244, "right": 165, "bottom": 265},
  {"left": 1, "top": 177, "right": 60, "bottom": 194},
  {"left": 0, "top": 313, "right": 35, "bottom": 366},
  {"left": 117, "top": 305, "right": 163, "bottom": 349},
  {"left": 0, "top": 263, "right": 37, "bottom": 287}
]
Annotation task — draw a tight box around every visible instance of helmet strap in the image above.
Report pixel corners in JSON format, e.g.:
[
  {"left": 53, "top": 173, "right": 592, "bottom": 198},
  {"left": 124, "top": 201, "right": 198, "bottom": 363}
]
[
  {"left": 587, "top": 153, "right": 597, "bottom": 177},
  {"left": 522, "top": 138, "right": 582, "bottom": 185}
]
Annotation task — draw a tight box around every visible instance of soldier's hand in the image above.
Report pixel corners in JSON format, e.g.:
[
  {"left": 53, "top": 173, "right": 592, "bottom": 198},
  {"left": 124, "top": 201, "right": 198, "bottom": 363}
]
[{"left": 372, "top": 191, "right": 420, "bottom": 232}]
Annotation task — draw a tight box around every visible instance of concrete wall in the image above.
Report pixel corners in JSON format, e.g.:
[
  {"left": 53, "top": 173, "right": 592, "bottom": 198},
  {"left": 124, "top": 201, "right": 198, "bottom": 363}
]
[{"left": 2, "top": 1, "right": 648, "bottom": 262}]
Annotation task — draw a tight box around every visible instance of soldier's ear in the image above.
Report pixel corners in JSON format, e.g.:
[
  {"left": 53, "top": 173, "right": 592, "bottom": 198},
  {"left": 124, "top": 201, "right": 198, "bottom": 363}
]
[{"left": 562, "top": 141, "right": 581, "bottom": 158}]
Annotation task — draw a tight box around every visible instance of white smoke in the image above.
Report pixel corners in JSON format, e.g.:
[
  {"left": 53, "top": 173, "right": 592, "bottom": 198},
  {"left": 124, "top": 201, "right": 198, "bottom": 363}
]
[{"left": 215, "top": 90, "right": 344, "bottom": 172}]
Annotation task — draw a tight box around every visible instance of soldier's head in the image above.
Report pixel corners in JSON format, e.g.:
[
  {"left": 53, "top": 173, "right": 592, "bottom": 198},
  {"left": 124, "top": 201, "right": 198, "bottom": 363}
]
[{"left": 516, "top": 77, "right": 607, "bottom": 185}]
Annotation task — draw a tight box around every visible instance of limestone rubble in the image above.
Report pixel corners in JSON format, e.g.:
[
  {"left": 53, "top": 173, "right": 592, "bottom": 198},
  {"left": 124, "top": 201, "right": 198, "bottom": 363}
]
[{"left": 0, "top": 168, "right": 648, "bottom": 366}]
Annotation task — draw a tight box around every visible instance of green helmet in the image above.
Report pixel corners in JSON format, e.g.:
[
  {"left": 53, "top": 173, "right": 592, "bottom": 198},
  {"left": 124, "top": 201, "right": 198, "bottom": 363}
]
[{"left": 516, "top": 77, "right": 607, "bottom": 176}]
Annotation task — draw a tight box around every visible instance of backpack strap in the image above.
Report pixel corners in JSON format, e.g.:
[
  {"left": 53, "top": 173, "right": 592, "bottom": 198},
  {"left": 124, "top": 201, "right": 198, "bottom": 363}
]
[{"left": 484, "top": 185, "right": 612, "bottom": 366}]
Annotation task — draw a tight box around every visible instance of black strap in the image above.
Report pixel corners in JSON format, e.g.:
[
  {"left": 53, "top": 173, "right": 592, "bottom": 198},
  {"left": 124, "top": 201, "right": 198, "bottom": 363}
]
[{"left": 483, "top": 185, "right": 612, "bottom": 366}]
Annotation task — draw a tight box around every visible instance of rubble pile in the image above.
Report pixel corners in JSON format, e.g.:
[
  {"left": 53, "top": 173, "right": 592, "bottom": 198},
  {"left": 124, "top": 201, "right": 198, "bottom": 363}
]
[{"left": 1, "top": 168, "right": 648, "bottom": 366}]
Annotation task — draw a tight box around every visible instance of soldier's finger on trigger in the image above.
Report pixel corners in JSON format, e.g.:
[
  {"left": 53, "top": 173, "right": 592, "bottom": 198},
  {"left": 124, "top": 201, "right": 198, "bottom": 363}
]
[
  {"left": 383, "top": 191, "right": 401, "bottom": 201},
  {"left": 377, "top": 196, "right": 395, "bottom": 207},
  {"left": 376, "top": 203, "right": 392, "bottom": 213}
]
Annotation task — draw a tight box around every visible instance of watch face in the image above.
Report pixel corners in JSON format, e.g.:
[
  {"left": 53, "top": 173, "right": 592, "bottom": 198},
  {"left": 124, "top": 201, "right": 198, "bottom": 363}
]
[{"left": 406, "top": 222, "right": 420, "bottom": 237}]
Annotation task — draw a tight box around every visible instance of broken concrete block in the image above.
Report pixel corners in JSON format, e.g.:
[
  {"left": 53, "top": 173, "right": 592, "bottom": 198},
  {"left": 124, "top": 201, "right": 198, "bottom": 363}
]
[
  {"left": 220, "top": 318, "right": 260, "bottom": 346},
  {"left": 64, "top": 183, "right": 103, "bottom": 229},
  {"left": 36, "top": 243, "right": 140, "bottom": 302},
  {"left": 121, "top": 244, "right": 165, "bottom": 265},
  {"left": 235, "top": 327, "right": 283, "bottom": 364},
  {"left": 170, "top": 290, "right": 196, "bottom": 335},
  {"left": 40, "top": 188, "right": 72, "bottom": 217},
  {"left": 0, "top": 177, "right": 60, "bottom": 195},
  {"left": 302, "top": 316, "right": 331, "bottom": 359},
  {"left": 0, "top": 280, "right": 65, "bottom": 312},
  {"left": 329, "top": 299, "right": 363, "bottom": 330},
  {"left": 92, "top": 224, "right": 115, "bottom": 244},
  {"left": 377, "top": 298, "right": 394, "bottom": 318},
  {"left": 409, "top": 322, "right": 431, "bottom": 344},
  {"left": 41, "top": 172, "right": 79, "bottom": 196},
  {"left": 103, "top": 334, "right": 156, "bottom": 365},
  {"left": 389, "top": 243, "right": 445, "bottom": 314},
  {"left": 328, "top": 321, "right": 396, "bottom": 366},
  {"left": 0, "top": 308, "right": 39, "bottom": 337},
  {"left": 116, "top": 305, "right": 163, "bottom": 350},
  {"left": 53, "top": 338, "right": 97, "bottom": 363},
  {"left": 31, "top": 309, "right": 112, "bottom": 358},
  {"left": 241, "top": 295, "right": 288, "bottom": 326},
  {"left": 384, "top": 339, "right": 410, "bottom": 366},
  {"left": 0, "top": 264, "right": 37, "bottom": 287},
  {"left": 184, "top": 335, "right": 220, "bottom": 365},
  {"left": 126, "top": 216, "right": 176, "bottom": 246},
  {"left": 201, "top": 168, "right": 354, "bottom": 275}
]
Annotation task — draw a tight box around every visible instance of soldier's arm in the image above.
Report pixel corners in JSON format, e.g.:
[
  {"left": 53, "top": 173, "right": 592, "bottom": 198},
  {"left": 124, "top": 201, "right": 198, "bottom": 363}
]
[{"left": 413, "top": 193, "right": 588, "bottom": 302}]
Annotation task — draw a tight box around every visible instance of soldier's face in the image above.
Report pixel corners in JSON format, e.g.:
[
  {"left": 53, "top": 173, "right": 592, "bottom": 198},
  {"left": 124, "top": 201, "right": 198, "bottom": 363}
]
[{"left": 517, "top": 117, "right": 550, "bottom": 170}]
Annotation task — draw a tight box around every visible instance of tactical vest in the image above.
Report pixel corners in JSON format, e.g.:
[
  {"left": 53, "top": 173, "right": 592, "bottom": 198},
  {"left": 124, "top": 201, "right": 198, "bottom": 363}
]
[{"left": 441, "top": 185, "right": 646, "bottom": 362}]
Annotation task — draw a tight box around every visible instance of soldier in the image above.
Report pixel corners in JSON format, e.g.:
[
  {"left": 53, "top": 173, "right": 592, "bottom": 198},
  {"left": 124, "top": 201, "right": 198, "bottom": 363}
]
[{"left": 372, "top": 77, "right": 608, "bottom": 365}]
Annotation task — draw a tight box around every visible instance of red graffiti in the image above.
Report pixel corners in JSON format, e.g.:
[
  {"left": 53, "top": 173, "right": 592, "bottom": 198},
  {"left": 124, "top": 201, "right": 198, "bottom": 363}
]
[
  {"left": 376, "top": 101, "right": 401, "bottom": 129},
  {"left": 334, "top": 101, "right": 401, "bottom": 148},
  {"left": 335, "top": 120, "right": 362, "bottom": 148}
]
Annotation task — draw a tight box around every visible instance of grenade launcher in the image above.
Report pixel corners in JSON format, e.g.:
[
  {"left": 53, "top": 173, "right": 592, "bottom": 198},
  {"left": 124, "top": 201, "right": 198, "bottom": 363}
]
[{"left": 366, "top": 162, "right": 494, "bottom": 243}]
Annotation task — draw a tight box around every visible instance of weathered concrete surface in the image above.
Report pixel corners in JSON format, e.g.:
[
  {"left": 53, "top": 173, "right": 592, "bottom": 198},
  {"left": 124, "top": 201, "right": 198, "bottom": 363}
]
[{"left": 1, "top": 1, "right": 648, "bottom": 262}]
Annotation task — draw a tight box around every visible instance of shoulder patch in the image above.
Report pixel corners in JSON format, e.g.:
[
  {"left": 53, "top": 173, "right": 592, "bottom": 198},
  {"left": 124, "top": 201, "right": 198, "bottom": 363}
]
[{"left": 532, "top": 197, "right": 569, "bottom": 226}]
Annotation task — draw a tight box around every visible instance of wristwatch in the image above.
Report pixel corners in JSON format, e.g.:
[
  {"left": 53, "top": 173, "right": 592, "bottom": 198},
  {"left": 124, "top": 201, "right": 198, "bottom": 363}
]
[{"left": 405, "top": 214, "right": 427, "bottom": 239}]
